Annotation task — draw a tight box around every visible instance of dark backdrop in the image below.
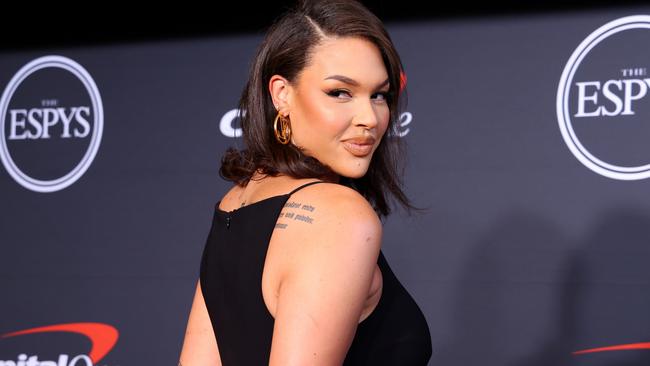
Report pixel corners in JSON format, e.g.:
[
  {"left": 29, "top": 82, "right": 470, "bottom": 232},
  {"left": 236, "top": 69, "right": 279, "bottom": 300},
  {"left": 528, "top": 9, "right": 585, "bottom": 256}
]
[{"left": 2, "top": 2, "right": 650, "bottom": 366}]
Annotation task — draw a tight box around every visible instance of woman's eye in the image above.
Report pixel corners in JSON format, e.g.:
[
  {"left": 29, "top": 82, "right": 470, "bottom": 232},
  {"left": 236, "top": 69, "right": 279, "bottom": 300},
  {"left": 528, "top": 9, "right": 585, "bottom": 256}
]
[
  {"left": 327, "top": 89, "right": 352, "bottom": 98},
  {"left": 373, "top": 92, "right": 391, "bottom": 102},
  {"left": 327, "top": 89, "right": 391, "bottom": 101}
]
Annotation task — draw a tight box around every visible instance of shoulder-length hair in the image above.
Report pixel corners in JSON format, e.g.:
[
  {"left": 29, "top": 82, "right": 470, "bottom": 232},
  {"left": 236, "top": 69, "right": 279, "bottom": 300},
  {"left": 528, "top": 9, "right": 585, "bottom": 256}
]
[{"left": 220, "top": 0, "right": 417, "bottom": 218}]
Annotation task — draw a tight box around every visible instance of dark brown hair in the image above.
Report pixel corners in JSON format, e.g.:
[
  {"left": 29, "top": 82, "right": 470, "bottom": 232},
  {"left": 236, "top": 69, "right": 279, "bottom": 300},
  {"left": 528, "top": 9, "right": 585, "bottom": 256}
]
[{"left": 220, "top": 0, "right": 417, "bottom": 217}]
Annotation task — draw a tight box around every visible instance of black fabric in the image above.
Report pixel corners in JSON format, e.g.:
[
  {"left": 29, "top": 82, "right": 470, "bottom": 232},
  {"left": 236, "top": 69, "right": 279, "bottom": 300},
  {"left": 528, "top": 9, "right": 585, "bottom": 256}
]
[{"left": 200, "top": 181, "right": 432, "bottom": 365}]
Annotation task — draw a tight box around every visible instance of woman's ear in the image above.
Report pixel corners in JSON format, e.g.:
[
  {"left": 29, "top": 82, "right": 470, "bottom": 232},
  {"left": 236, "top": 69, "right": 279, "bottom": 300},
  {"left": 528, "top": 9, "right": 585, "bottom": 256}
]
[{"left": 269, "top": 75, "right": 291, "bottom": 115}]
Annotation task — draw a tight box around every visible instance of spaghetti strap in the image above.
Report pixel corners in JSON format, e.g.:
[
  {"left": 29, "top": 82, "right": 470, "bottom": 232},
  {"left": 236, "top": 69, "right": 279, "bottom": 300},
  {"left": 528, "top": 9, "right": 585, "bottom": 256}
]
[{"left": 286, "top": 180, "right": 326, "bottom": 196}]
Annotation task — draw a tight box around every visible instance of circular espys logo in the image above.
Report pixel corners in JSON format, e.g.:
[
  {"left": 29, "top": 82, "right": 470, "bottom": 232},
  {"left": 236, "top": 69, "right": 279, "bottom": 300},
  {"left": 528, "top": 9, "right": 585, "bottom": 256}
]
[
  {"left": 557, "top": 15, "right": 650, "bottom": 180},
  {"left": 0, "top": 55, "right": 103, "bottom": 192}
]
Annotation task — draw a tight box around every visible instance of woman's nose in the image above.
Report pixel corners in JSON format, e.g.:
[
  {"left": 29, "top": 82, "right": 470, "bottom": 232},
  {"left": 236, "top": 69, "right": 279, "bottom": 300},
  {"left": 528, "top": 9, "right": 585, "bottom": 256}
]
[{"left": 353, "top": 99, "right": 379, "bottom": 130}]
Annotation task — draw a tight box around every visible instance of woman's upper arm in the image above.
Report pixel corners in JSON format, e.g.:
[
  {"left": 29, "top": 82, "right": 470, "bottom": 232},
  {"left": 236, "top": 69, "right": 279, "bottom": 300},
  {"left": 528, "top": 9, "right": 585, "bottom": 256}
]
[
  {"left": 268, "top": 187, "right": 382, "bottom": 366},
  {"left": 179, "top": 280, "right": 222, "bottom": 365}
]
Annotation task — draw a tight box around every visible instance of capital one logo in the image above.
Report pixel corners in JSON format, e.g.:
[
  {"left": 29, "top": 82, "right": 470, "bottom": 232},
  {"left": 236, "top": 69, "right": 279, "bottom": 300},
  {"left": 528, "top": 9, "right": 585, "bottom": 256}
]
[
  {"left": 0, "top": 322, "right": 118, "bottom": 365},
  {"left": 0, "top": 55, "right": 103, "bottom": 192},
  {"left": 218, "top": 110, "right": 413, "bottom": 138},
  {"left": 557, "top": 15, "right": 650, "bottom": 180}
]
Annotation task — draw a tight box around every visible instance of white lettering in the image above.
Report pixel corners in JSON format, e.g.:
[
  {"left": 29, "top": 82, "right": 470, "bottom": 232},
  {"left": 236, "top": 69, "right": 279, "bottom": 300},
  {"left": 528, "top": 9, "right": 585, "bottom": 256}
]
[
  {"left": 8, "top": 109, "right": 28, "bottom": 140},
  {"left": 574, "top": 81, "right": 601, "bottom": 117},
  {"left": 57, "top": 107, "right": 75, "bottom": 138},
  {"left": 40, "top": 108, "right": 60, "bottom": 139},
  {"left": 622, "top": 79, "right": 648, "bottom": 115},
  {"left": 6, "top": 107, "right": 91, "bottom": 140},
  {"left": 26, "top": 109, "right": 44, "bottom": 138},
  {"left": 601, "top": 80, "right": 623, "bottom": 116},
  {"left": 0, "top": 354, "right": 92, "bottom": 366},
  {"left": 68, "top": 355, "right": 92, "bottom": 366},
  {"left": 24, "top": 355, "right": 38, "bottom": 366},
  {"left": 74, "top": 107, "right": 90, "bottom": 138},
  {"left": 57, "top": 355, "right": 68, "bottom": 366},
  {"left": 220, "top": 108, "right": 243, "bottom": 138},
  {"left": 575, "top": 78, "right": 650, "bottom": 117},
  {"left": 395, "top": 112, "right": 412, "bottom": 137}
]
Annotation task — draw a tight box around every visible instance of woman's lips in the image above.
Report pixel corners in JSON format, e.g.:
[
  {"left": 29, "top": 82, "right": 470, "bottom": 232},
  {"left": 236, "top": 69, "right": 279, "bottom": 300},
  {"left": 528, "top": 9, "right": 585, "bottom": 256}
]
[{"left": 342, "top": 140, "right": 374, "bottom": 157}]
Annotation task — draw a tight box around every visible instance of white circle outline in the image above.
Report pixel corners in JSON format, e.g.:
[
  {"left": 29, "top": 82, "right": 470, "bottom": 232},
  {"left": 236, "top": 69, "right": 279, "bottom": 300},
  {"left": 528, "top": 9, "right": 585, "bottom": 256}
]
[
  {"left": 557, "top": 15, "right": 650, "bottom": 180},
  {"left": 0, "top": 55, "right": 103, "bottom": 192}
]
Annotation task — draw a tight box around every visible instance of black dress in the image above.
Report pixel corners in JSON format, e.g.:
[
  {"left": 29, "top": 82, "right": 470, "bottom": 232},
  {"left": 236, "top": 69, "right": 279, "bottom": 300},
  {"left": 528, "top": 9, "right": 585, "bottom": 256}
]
[{"left": 200, "top": 181, "right": 432, "bottom": 365}]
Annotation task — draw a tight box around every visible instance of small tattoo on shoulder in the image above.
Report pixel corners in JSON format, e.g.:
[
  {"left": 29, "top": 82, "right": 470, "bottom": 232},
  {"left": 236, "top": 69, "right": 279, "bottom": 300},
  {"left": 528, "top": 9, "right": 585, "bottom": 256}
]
[
  {"left": 301, "top": 204, "right": 315, "bottom": 212},
  {"left": 278, "top": 201, "right": 316, "bottom": 227},
  {"left": 294, "top": 214, "right": 314, "bottom": 223},
  {"left": 284, "top": 201, "right": 317, "bottom": 212}
]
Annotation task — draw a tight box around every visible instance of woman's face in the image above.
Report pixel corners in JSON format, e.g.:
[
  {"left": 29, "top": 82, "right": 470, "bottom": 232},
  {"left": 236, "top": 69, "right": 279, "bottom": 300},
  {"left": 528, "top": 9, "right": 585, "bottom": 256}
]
[{"left": 273, "top": 36, "right": 391, "bottom": 179}]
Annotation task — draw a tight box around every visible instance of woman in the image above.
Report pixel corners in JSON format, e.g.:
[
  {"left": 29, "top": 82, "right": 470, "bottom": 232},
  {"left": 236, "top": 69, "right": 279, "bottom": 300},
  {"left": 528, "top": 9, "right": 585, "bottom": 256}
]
[{"left": 179, "top": 0, "right": 432, "bottom": 364}]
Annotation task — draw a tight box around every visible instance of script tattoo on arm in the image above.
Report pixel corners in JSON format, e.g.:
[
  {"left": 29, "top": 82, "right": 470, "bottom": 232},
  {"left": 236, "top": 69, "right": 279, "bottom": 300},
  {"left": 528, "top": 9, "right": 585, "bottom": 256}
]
[{"left": 274, "top": 201, "right": 316, "bottom": 229}]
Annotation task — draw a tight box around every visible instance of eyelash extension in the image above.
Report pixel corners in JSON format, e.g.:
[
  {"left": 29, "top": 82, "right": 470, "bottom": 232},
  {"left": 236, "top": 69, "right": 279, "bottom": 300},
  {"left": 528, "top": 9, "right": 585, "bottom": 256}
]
[
  {"left": 327, "top": 89, "right": 351, "bottom": 98},
  {"left": 327, "top": 89, "right": 392, "bottom": 101}
]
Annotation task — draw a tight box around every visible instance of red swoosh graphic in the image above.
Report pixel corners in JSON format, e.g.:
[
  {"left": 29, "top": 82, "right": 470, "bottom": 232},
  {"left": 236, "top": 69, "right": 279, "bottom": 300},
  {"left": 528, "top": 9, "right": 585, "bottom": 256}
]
[
  {"left": 574, "top": 342, "right": 650, "bottom": 355},
  {"left": 1, "top": 322, "right": 118, "bottom": 363},
  {"left": 399, "top": 71, "right": 407, "bottom": 92}
]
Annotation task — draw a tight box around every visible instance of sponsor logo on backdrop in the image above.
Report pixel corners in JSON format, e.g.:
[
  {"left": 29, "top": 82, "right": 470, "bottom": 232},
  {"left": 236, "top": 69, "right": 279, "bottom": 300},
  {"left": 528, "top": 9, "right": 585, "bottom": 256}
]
[
  {"left": 219, "top": 71, "right": 412, "bottom": 138},
  {"left": 574, "top": 341, "right": 650, "bottom": 355},
  {"left": 0, "top": 55, "right": 103, "bottom": 192},
  {"left": 0, "top": 322, "right": 118, "bottom": 366},
  {"left": 557, "top": 15, "right": 650, "bottom": 180},
  {"left": 219, "top": 110, "right": 412, "bottom": 138},
  {"left": 219, "top": 109, "right": 243, "bottom": 138},
  {"left": 393, "top": 112, "right": 412, "bottom": 137}
]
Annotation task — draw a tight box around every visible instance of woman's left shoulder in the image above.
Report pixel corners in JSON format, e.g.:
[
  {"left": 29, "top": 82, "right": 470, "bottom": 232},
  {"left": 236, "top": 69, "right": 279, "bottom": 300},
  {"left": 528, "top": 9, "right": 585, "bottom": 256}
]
[{"left": 281, "top": 181, "right": 381, "bottom": 233}]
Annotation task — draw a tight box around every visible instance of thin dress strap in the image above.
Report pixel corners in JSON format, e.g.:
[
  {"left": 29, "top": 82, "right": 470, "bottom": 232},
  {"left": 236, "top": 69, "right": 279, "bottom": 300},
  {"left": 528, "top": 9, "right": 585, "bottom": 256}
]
[{"left": 286, "top": 180, "right": 326, "bottom": 196}]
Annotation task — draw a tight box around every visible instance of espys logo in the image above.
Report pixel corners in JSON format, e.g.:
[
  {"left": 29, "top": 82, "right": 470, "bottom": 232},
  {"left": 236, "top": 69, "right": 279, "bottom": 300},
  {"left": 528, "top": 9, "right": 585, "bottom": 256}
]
[
  {"left": 0, "top": 55, "right": 103, "bottom": 192},
  {"left": 557, "top": 15, "right": 650, "bottom": 180},
  {"left": 0, "top": 322, "right": 118, "bottom": 366}
]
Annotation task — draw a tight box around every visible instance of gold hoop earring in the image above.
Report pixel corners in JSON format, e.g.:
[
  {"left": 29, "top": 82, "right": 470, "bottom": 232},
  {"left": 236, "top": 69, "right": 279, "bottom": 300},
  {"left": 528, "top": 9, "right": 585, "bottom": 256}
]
[{"left": 273, "top": 112, "right": 291, "bottom": 145}]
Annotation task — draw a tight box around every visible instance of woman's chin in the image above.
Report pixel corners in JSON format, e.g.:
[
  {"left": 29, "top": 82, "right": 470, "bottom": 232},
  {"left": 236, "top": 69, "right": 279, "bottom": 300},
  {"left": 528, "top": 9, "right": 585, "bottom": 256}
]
[{"left": 336, "top": 165, "right": 370, "bottom": 179}]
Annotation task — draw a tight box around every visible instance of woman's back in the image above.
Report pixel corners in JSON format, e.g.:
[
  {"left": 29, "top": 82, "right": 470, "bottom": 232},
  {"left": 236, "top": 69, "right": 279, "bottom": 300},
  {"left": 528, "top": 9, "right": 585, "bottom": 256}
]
[{"left": 200, "top": 177, "right": 432, "bottom": 365}]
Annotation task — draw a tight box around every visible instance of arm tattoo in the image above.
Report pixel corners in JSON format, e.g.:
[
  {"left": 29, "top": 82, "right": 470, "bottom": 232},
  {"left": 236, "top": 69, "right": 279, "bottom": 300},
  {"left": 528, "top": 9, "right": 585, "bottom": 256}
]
[
  {"left": 276, "top": 201, "right": 316, "bottom": 229},
  {"left": 284, "top": 201, "right": 301, "bottom": 209}
]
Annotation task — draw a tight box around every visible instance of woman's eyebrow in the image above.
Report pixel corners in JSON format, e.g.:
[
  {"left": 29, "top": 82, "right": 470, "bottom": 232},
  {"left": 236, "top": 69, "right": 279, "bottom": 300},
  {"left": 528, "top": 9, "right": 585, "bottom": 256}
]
[{"left": 324, "top": 74, "right": 390, "bottom": 89}]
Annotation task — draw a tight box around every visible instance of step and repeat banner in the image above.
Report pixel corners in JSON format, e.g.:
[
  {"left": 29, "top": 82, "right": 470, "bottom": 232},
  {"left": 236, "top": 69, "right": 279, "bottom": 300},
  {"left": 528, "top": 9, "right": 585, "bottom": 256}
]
[{"left": 2, "top": 6, "right": 650, "bottom": 365}]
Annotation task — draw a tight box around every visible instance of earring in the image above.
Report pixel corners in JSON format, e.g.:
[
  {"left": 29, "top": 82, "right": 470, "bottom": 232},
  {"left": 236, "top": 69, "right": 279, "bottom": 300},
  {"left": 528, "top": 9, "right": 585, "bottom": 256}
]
[{"left": 273, "top": 112, "right": 291, "bottom": 145}]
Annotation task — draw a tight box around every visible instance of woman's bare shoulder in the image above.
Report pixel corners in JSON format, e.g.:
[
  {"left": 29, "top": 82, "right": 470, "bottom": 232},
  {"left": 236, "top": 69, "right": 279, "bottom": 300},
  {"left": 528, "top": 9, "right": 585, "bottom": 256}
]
[
  {"left": 275, "top": 181, "right": 382, "bottom": 239},
  {"left": 294, "top": 181, "right": 378, "bottom": 214}
]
